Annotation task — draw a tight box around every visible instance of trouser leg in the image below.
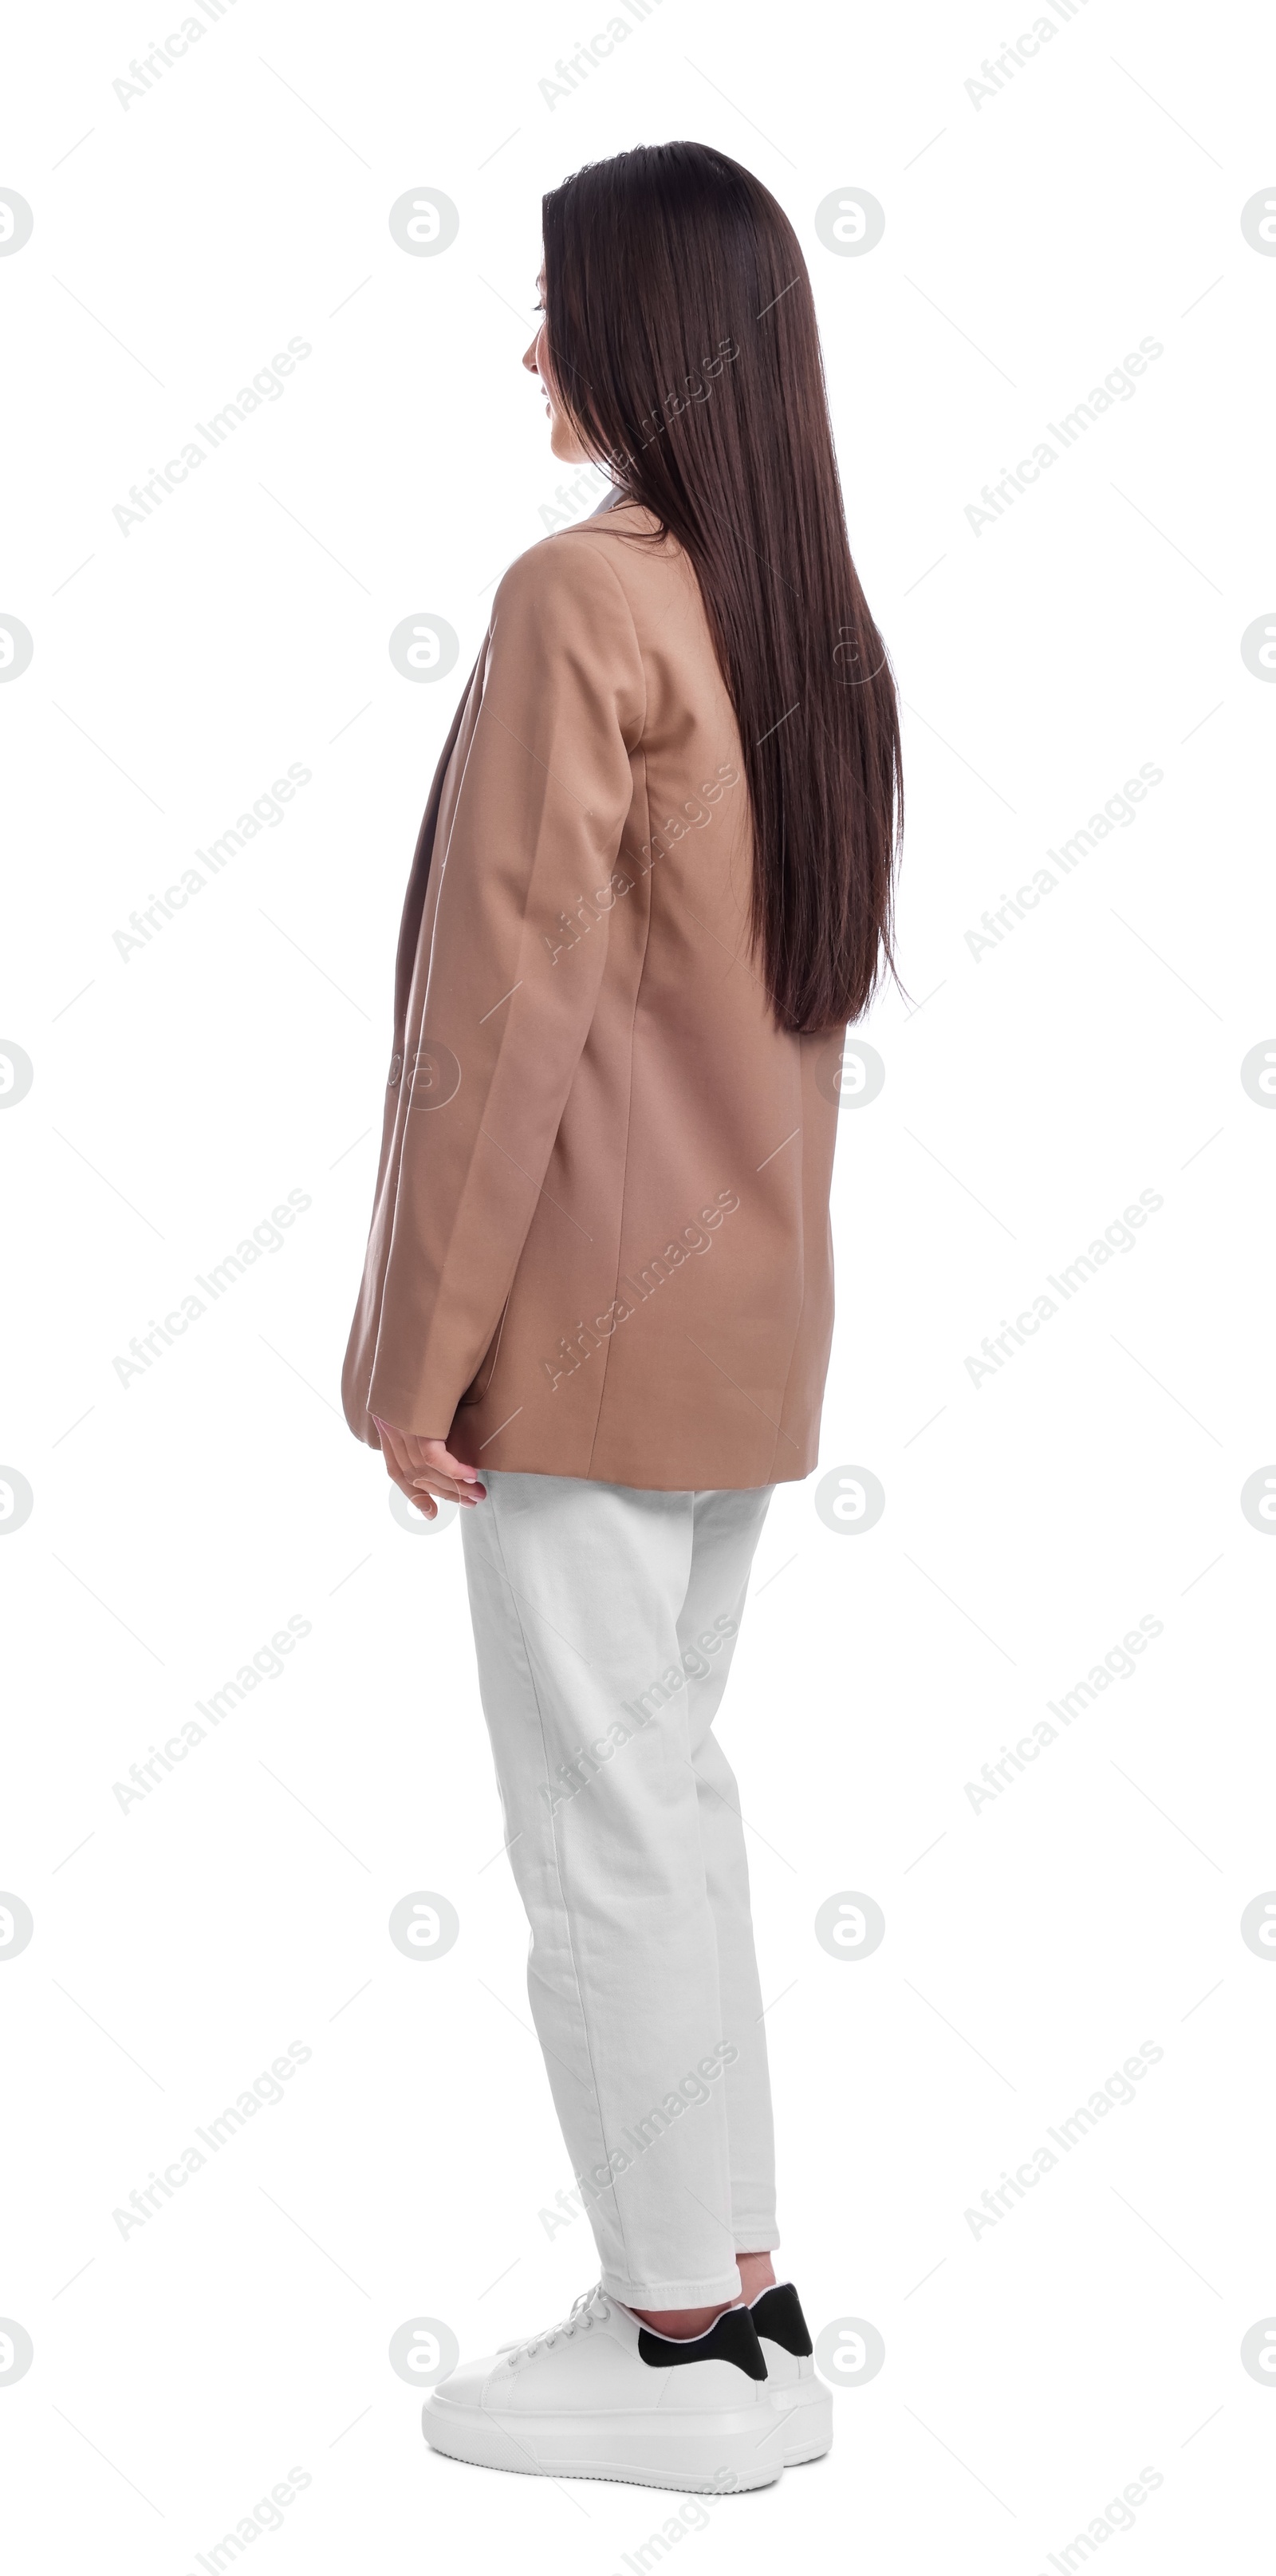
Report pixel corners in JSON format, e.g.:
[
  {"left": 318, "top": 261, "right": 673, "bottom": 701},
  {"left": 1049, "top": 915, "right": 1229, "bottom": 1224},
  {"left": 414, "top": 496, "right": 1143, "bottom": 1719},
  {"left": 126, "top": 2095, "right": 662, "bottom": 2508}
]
[{"left": 459, "top": 1470, "right": 770, "bottom": 2307}]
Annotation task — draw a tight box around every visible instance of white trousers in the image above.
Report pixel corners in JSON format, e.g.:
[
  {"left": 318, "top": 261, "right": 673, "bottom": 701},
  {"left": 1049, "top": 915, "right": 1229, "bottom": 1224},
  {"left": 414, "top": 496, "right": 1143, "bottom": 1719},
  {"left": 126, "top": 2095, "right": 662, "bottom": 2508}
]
[{"left": 461, "top": 1470, "right": 778, "bottom": 2308}]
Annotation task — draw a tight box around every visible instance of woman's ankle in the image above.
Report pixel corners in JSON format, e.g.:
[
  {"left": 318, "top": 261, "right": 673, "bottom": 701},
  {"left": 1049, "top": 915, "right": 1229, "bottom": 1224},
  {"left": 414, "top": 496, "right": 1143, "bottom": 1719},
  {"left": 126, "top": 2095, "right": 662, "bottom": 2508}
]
[
  {"left": 628, "top": 2298, "right": 731, "bottom": 2339},
  {"left": 629, "top": 2250, "right": 778, "bottom": 2335}
]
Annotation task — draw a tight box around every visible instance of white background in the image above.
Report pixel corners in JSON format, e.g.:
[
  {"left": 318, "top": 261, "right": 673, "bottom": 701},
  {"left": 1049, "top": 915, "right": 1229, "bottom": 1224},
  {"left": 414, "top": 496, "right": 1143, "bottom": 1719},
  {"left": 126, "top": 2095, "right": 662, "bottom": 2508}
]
[{"left": 2, "top": 0, "right": 1274, "bottom": 2568}]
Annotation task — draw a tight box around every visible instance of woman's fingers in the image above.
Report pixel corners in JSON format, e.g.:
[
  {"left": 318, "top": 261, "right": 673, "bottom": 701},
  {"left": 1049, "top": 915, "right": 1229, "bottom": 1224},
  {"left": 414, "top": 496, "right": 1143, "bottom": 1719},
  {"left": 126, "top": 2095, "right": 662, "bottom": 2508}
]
[
  {"left": 419, "top": 1437, "right": 486, "bottom": 1498},
  {"left": 373, "top": 1420, "right": 439, "bottom": 1518},
  {"left": 387, "top": 1462, "right": 440, "bottom": 1521},
  {"left": 409, "top": 1470, "right": 485, "bottom": 1509},
  {"left": 372, "top": 1420, "right": 486, "bottom": 1509}
]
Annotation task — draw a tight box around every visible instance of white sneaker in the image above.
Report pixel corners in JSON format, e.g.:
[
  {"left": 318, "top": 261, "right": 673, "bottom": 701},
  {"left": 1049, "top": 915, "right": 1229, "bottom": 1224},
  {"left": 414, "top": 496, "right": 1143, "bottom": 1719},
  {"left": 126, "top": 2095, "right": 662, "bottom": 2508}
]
[
  {"left": 423, "top": 2285, "right": 786, "bottom": 2492},
  {"left": 749, "top": 2284, "right": 833, "bottom": 2464}
]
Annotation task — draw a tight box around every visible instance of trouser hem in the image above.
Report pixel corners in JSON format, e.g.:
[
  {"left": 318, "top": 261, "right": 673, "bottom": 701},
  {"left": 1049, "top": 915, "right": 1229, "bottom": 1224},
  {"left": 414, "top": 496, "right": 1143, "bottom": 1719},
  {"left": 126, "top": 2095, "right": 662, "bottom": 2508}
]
[{"left": 602, "top": 2266, "right": 744, "bottom": 2307}]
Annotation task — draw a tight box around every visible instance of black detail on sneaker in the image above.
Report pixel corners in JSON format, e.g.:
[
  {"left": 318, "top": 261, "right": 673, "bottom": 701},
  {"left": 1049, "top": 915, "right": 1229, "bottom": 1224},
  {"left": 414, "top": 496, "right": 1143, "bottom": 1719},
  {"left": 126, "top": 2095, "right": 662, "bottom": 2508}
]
[
  {"left": 637, "top": 2307, "right": 767, "bottom": 2382},
  {"left": 750, "top": 2283, "right": 813, "bottom": 2358}
]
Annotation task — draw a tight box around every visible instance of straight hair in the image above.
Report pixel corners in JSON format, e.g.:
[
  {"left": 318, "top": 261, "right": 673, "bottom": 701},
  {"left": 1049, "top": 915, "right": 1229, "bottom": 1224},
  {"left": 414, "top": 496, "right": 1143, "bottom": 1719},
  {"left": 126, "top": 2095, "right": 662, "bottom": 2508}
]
[{"left": 542, "top": 140, "right": 902, "bottom": 1036}]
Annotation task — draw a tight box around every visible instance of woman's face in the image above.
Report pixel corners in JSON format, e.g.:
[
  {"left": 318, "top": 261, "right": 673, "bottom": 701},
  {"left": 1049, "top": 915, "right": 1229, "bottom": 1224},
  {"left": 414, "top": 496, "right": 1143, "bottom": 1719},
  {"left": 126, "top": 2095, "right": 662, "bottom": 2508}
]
[{"left": 523, "top": 269, "right": 590, "bottom": 464}]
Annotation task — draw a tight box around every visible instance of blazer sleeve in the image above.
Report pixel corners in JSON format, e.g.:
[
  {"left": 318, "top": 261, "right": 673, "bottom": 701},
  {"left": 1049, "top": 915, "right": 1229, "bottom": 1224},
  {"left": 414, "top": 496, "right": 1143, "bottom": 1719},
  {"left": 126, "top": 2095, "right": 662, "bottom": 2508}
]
[{"left": 363, "top": 533, "right": 645, "bottom": 1437}]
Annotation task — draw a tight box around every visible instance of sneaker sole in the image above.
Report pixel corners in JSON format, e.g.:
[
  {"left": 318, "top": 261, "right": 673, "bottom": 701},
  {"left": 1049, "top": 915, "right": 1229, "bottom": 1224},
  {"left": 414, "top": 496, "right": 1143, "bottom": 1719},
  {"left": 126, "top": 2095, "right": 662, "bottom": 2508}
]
[
  {"left": 774, "top": 2381, "right": 833, "bottom": 2465},
  {"left": 422, "top": 2394, "right": 786, "bottom": 2492}
]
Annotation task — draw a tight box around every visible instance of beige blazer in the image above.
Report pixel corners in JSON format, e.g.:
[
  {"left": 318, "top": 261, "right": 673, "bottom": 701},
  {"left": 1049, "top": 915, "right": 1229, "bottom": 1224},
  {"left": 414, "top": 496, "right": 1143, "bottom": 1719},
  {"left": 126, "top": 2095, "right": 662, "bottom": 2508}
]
[{"left": 341, "top": 495, "right": 844, "bottom": 1490}]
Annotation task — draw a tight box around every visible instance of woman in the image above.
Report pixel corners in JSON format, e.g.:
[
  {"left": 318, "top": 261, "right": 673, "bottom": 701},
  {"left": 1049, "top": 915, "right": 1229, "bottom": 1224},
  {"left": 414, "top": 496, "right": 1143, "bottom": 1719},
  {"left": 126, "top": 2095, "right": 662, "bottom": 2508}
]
[{"left": 342, "top": 140, "right": 901, "bottom": 2495}]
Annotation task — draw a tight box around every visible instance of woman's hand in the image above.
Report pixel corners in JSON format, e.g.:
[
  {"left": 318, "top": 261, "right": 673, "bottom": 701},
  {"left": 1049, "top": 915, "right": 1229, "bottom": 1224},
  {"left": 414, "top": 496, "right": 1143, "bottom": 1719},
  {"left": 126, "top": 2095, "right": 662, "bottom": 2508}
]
[{"left": 372, "top": 1418, "right": 486, "bottom": 1518}]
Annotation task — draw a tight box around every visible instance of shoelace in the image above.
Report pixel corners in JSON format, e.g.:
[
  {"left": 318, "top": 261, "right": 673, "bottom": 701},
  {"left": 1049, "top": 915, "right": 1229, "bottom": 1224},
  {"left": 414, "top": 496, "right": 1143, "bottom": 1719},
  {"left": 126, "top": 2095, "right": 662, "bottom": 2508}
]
[{"left": 506, "top": 2284, "right": 612, "bottom": 2363}]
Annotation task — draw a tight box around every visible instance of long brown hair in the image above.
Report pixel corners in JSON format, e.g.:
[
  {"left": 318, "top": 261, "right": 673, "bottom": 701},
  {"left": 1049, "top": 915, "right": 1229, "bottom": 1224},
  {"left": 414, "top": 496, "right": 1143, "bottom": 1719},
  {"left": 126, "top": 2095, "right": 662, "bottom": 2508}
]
[{"left": 542, "top": 140, "right": 902, "bottom": 1036}]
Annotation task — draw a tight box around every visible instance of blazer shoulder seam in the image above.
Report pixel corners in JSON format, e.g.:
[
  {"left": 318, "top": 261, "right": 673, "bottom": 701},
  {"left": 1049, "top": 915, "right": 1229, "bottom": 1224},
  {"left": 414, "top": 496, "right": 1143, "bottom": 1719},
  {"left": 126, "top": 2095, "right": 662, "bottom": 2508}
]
[{"left": 498, "top": 531, "right": 648, "bottom": 739}]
